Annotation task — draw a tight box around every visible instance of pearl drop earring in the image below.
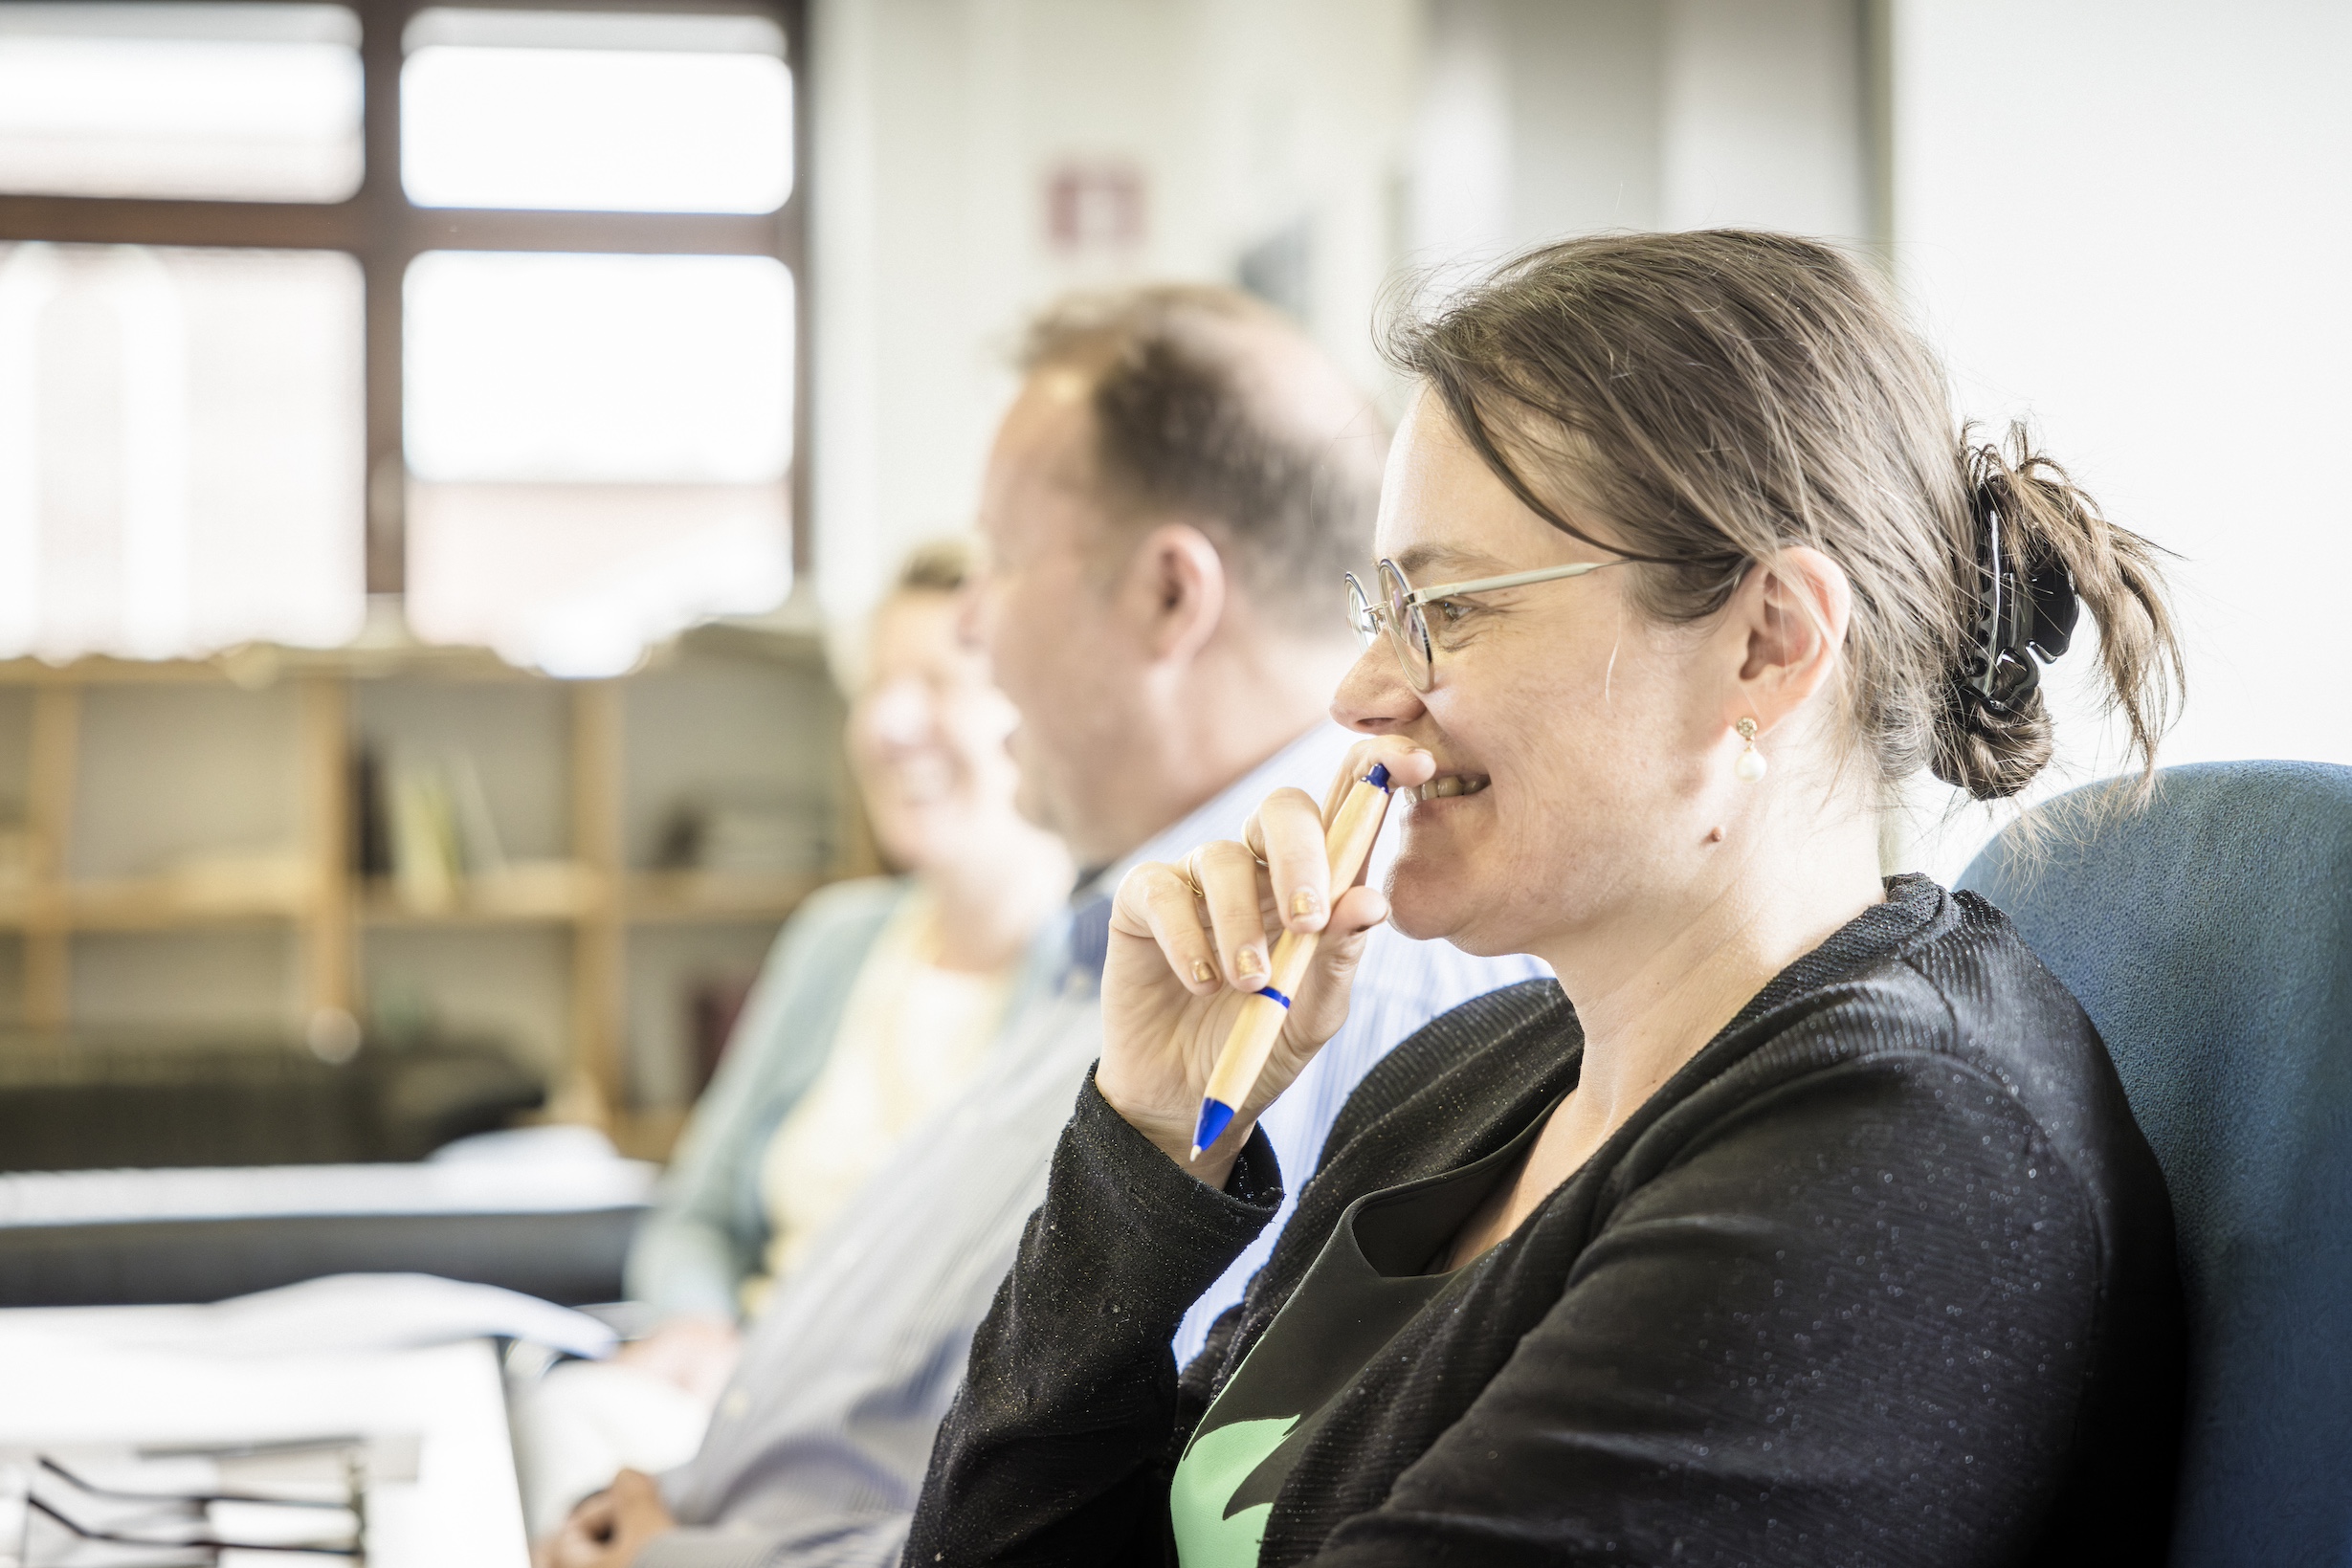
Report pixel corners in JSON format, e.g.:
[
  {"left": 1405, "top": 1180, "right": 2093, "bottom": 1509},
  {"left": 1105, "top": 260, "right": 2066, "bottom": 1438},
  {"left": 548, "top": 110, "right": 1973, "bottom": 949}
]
[{"left": 1734, "top": 718, "right": 1767, "bottom": 782}]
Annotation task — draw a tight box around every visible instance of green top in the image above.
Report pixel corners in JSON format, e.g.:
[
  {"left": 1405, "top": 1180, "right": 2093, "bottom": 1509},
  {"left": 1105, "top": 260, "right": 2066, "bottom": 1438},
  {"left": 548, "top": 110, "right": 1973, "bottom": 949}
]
[{"left": 1168, "top": 1105, "right": 1554, "bottom": 1565}]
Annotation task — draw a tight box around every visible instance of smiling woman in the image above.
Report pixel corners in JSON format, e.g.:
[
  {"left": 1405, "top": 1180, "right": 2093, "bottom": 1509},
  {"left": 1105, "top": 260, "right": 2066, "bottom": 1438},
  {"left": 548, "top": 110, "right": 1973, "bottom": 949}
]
[
  {"left": 907, "top": 232, "right": 2190, "bottom": 1568},
  {"left": 523, "top": 536, "right": 1074, "bottom": 1541},
  {"left": 621, "top": 536, "right": 1073, "bottom": 1324}
]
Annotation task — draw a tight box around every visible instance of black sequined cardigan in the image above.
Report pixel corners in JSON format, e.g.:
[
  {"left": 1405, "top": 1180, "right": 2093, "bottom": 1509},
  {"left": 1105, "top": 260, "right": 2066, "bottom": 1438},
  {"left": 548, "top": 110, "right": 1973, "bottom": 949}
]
[{"left": 906, "top": 875, "right": 2185, "bottom": 1567}]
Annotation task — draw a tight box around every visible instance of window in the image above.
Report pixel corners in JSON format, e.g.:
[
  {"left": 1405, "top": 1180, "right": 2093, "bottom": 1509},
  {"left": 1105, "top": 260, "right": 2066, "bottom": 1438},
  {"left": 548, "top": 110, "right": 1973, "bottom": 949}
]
[
  {"left": 0, "top": 0, "right": 806, "bottom": 674},
  {"left": 0, "top": 4, "right": 364, "bottom": 203},
  {"left": 404, "top": 250, "right": 794, "bottom": 674},
  {"left": 402, "top": 9, "right": 791, "bottom": 213},
  {"left": 0, "top": 243, "right": 365, "bottom": 659}
]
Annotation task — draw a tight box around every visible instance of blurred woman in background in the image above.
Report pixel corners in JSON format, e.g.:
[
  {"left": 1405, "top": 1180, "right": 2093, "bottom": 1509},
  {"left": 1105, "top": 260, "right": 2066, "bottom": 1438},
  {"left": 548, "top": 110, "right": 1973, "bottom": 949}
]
[
  {"left": 629, "top": 536, "right": 1073, "bottom": 1330},
  {"left": 520, "top": 537, "right": 1071, "bottom": 1533}
]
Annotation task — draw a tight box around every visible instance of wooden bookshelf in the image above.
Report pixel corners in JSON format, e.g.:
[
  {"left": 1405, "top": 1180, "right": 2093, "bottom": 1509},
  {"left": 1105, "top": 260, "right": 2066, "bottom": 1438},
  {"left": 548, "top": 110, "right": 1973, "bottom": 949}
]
[{"left": 0, "top": 631, "right": 856, "bottom": 1151}]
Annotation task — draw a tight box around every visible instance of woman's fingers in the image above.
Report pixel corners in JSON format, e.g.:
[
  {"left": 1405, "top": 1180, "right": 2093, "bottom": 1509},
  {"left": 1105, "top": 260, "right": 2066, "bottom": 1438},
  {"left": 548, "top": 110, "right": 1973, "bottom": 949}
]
[
  {"left": 1245, "top": 787, "right": 1333, "bottom": 934},
  {"left": 1113, "top": 861, "right": 1221, "bottom": 995},
  {"left": 1320, "top": 737, "right": 1438, "bottom": 826},
  {"left": 1112, "top": 741, "right": 1432, "bottom": 1015},
  {"left": 1314, "top": 882, "right": 1390, "bottom": 972},
  {"left": 1254, "top": 877, "right": 1386, "bottom": 1060},
  {"left": 1251, "top": 882, "right": 1388, "bottom": 1117},
  {"left": 1294, "top": 884, "right": 1389, "bottom": 1023},
  {"left": 1196, "top": 838, "right": 1275, "bottom": 988}
]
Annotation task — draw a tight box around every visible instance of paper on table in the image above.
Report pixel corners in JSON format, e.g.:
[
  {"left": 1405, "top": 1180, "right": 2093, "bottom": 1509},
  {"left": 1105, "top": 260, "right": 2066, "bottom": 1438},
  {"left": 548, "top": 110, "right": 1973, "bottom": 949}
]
[
  {"left": 0, "top": 1273, "right": 616, "bottom": 1360},
  {"left": 0, "top": 1154, "right": 655, "bottom": 1228}
]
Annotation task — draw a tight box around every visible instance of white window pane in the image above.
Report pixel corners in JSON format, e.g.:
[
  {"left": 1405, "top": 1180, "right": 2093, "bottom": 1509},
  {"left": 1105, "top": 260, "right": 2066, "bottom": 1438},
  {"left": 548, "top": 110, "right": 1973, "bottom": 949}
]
[
  {"left": 405, "top": 251, "right": 793, "bottom": 484},
  {"left": 0, "top": 244, "right": 366, "bottom": 662},
  {"left": 401, "top": 9, "right": 791, "bottom": 214},
  {"left": 0, "top": 5, "right": 362, "bottom": 203},
  {"left": 406, "top": 483, "right": 791, "bottom": 678}
]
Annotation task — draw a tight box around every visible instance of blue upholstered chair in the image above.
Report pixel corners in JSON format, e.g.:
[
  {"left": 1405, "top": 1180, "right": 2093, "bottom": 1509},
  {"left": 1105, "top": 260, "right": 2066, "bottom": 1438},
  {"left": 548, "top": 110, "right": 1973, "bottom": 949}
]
[{"left": 1957, "top": 760, "right": 2352, "bottom": 1567}]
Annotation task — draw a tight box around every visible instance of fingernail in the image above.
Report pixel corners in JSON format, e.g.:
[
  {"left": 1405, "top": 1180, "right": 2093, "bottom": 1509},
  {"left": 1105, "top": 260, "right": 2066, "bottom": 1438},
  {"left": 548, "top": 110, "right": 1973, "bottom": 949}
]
[
  {"left": 1236, "top": 946, "right": 1267, "bottom": 981},
  {"left": 1190, "top": 959, "right": 1214, "bottom": 984},
  {"left": 1290, "top": 889, "right": 1322, "bottom": 920}
]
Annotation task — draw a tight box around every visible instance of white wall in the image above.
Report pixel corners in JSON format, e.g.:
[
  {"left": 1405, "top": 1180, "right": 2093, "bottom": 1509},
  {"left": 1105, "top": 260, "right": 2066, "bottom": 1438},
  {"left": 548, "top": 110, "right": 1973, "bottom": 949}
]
[
  {"left": 1660, "top": 0, "right": 1866, "bottom": 235},
  {"left": 808, "top": 0, "right": 1423, "bottom": 630},
  {"left": 1411, "top": 0, "right": 1666, "bottom": 254},
  {"left": 1892, "top": 0, "right": 2352, "bottom": 876},
  {"left": 808, "top": 0, "right": 1874, "bottom": 627}
]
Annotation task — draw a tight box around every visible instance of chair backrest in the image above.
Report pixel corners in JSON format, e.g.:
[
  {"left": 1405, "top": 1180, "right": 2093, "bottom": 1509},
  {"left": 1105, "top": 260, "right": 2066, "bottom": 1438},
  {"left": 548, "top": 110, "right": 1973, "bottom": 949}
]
[{"left": 1957, "top": 760, "right": 2352, "bottom": 1568}]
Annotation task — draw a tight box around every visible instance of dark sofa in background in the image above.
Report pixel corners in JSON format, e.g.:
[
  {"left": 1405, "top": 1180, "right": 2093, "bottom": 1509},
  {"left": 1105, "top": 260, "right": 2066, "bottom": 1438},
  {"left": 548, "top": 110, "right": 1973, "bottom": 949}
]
[
  {"left": 0, "top": 1035, "right": 545, "bottom": 1170},
  {"left": 0, "top": 1036, "right": 651, "bottom": 1308}
]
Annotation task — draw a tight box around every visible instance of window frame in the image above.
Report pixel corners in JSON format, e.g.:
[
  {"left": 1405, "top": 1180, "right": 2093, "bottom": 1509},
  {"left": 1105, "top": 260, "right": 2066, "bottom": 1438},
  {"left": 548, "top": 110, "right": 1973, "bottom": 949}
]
[{"left": 0, "top": 0, "right": 812, "bottom": 599}]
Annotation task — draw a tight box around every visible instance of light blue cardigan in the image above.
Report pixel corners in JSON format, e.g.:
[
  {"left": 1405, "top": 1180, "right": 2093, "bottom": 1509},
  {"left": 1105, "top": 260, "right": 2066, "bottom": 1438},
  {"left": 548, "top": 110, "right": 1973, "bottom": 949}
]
[
  {"left": 626, "top": 875, "right": 1070, "bottom": 1318},
  {"left": 625, "top": 877, "right": 912, "bottom": 1318}
]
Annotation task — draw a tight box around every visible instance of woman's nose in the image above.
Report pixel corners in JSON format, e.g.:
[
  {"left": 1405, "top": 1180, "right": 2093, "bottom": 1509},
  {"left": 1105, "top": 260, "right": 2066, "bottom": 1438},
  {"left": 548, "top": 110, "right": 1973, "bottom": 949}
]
[
  {"left": 1330, "top": 641, "right": 1426, "bottom": 734},
  {"left": 858, "top": 678, "right": 934, "bottom": 748}
]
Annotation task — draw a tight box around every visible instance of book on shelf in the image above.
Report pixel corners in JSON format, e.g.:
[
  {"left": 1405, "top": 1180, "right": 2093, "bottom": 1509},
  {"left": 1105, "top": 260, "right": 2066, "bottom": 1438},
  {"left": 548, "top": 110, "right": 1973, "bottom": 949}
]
[{"left": 383, "top": 750, "right": 511, "bottom": 913}]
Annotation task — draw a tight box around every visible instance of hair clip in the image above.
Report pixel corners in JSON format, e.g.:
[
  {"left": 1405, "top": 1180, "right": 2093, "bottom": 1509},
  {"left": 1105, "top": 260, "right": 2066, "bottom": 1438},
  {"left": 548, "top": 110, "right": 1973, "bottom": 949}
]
[{"left": 1956, "top": 479, "right": 2078, "bottom": 718}]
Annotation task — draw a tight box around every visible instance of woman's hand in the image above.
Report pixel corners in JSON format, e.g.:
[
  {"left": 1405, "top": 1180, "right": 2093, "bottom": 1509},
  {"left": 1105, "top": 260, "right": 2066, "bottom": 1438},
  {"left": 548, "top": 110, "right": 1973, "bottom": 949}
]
[
  {"left": 1097, "top": 739, "right": 1435, "bottom": 1184},
  {"left": 535, "top": 1469, "right": 676, "bottom": 1568}
]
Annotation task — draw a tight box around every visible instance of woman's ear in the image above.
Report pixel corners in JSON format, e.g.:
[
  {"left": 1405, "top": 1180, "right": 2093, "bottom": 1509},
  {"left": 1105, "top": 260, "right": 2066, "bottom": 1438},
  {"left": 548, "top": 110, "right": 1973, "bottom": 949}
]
[{"left": 1727, "top": 545, "right": 1853, "bottom": 735}]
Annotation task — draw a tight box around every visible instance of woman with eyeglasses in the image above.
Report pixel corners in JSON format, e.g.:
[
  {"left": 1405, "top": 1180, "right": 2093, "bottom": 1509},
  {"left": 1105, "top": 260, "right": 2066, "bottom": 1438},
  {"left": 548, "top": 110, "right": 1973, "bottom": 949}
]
[{"left": 906, "top": 231, "right": 2187, "bottom": 1567}]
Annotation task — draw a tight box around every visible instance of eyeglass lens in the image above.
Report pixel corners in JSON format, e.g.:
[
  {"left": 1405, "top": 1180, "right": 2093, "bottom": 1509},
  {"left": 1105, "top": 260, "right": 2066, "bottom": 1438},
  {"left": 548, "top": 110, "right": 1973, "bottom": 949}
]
[
  {"left": 1344, "top": 573, "right": 1376, "bottom": 650},
  {"left": 1376, "top": 560, "right": 1433, "bottom": 690}
]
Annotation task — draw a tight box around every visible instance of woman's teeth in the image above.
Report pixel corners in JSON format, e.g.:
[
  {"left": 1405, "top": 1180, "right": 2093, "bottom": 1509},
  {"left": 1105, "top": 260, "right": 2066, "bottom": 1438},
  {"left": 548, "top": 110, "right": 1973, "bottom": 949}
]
[
  {"left": 1412, "top": 774, "right": 1489, "bottom": 802},
  {"left": 892, "top": 755, "right": 956, "bottom": 804}
]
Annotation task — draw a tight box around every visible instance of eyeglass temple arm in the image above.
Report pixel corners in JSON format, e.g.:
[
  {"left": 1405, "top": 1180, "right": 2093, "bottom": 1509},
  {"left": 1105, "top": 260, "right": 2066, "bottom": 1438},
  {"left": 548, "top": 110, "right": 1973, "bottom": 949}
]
[
  {"left": 26, "top": 1494, "right": 361, "bottom": 1557},
  {"left": 39, "top": 1455, "right": 354, "bottom": 1510},
  {"left": 1402, "top": 560, "right": 1615, "bottom": 606}
]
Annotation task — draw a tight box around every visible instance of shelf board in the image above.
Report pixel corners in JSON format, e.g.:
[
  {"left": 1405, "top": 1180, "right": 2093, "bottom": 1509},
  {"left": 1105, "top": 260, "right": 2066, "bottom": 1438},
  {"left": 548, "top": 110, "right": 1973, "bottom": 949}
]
[
  {"left": 64, "top": 876, "right": 312, "bottom": 930},
  {"left": 360, "top": 864, "right": 604, "bottom": 927},
  {"left": 0, "top": 865, "right": 828, "bottom": 935},
  {"left": 623, "top": 870, "right": 822, "bottom": 924},
  {"left": 358, "top": 867, "right": 822, "bottom": 927},
  {"left": 0, "top": 624, "right": 829, "bottom": 690}
]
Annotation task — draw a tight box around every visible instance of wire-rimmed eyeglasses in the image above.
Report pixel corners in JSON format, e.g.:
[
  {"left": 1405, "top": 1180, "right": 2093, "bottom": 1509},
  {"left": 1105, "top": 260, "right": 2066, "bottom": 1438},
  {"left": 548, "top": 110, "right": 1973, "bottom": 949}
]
[
  {"left": 7, "top": 1435, "right": 393, "bottom": 1564},
  {"left": 1344, "top": 556, "right": 1631, "bottom": 692}
]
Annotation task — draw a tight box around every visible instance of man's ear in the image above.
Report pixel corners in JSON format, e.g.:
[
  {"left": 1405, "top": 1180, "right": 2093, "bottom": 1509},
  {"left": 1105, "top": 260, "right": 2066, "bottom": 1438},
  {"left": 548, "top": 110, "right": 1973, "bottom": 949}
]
[
  {"left": 1122, "top": 522, "right": 1227, "bottom": 665},
  {"left": 1726, "top": 545, "right": 1852, "bottom": 735}
]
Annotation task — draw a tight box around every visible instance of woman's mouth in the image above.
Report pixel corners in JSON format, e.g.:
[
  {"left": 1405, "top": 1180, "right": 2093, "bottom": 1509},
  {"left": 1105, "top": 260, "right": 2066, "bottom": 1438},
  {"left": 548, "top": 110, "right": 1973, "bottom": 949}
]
[
  {"left": 888, "top": 753, "right": 957, "bottom": 806},
  {"left": 1409, "top": 773, "right": 1490, "bottom": 802}
]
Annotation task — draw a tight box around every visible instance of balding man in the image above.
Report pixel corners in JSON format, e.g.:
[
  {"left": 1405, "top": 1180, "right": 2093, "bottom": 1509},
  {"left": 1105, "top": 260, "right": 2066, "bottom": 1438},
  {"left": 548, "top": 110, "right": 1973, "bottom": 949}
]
[{"left": 544, "top": 286, "right": 1541, "bottom": 1568}]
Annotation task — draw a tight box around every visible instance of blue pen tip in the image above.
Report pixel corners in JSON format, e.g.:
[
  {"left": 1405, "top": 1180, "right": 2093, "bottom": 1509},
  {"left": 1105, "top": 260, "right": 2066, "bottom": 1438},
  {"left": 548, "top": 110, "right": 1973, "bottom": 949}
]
[
  {"left": 1366, "top": 762, "right": 1390, "bottom": 790},
  {"left": 1191, "top": 1099, "right": 1237, "bottom": 1159}
]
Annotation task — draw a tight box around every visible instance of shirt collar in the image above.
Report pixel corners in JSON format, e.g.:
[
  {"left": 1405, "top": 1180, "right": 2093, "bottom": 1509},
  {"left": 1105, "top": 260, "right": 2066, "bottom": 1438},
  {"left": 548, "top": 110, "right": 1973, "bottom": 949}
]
[
  {"left": 1058, "top": 724, "right": 1362, "bottom": 991},
  {"left": 1077, "top": 722, "right": 1360, "bottom": 906}
]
